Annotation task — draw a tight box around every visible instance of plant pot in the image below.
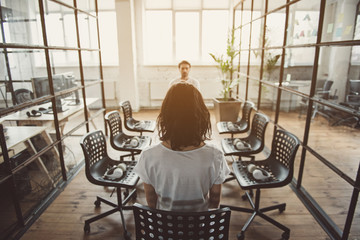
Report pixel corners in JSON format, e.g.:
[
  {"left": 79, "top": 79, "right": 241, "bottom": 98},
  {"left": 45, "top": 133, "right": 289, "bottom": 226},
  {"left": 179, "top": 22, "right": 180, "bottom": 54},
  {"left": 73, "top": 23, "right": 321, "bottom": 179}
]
[{"left": 213, "top": 98, "right": 242, "bottom": 122}]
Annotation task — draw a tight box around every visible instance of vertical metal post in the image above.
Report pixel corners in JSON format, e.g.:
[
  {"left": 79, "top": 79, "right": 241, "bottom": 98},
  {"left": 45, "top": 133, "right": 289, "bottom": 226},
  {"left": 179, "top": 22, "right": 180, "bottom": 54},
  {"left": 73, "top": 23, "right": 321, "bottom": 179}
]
[
  {"left": 0, "top": 3, "right": 14, "bottom": 107},
  {"left": 273, "top": 0, "right": 290, "bottom": 134},
  {"left": 0, "top": 124, "right": 24, "bottom": 225},
  {"left": 38, "top": 0, "right": 67, "bottom": 181},
  {"left": 257, "top": 0, "right": 268, "bottom": 110},
  {"left": 94, "top": 0, "right": 107, "bottom": 135},
  {"left": 297, "top": 0, "right": 326, "bottom": 188},
  {"left": 342, "top": 162, "right": 360, "bottom": 239},
  {"left": 235, "top": 1, "right": 244, "bottom": 98},
  {"left": 245, "top": 0, "right": 254, "bottom": 101},
  {"left": 73, "top": 0, "right": 90, "bottom": 133}
]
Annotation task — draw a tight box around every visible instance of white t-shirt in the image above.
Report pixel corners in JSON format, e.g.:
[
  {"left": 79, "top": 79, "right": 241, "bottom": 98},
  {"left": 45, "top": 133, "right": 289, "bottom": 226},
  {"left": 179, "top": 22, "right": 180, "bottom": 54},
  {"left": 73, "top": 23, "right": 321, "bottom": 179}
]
[
  {"left": 133, "top": 142, "right": 230, "bottom": 212},
  {"left": 169, "top": 77, "right": 201, "bottom": 90}
]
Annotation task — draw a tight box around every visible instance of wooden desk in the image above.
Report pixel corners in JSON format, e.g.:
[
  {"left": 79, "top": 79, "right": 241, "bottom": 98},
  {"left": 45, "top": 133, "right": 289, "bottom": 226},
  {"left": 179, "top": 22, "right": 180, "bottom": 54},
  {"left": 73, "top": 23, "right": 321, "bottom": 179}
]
[
  {"left": 1, "top": 126, "right": 59, "bottom": 186},
  {"left": 2, "top": 98, "right": 98, "bottom": 133}
]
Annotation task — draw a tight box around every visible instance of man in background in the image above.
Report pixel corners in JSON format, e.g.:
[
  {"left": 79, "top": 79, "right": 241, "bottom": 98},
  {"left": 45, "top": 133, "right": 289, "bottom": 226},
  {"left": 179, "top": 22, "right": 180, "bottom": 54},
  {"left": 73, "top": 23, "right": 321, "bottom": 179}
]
[{"left": 169, "top": 60, "right": 200, "bottom": 90}]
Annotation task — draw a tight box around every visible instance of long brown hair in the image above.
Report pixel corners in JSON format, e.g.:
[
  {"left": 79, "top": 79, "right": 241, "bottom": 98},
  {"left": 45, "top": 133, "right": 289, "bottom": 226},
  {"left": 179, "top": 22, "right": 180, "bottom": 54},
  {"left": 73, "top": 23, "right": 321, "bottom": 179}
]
[{"left": 157, "top": 82, "right": 211, "bottom": 150}]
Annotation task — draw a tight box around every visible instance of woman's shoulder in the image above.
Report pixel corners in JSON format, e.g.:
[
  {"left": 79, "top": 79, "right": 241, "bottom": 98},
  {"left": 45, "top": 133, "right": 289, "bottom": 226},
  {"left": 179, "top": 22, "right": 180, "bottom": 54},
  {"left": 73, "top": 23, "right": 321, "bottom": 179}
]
[
  {"left": 203, "top": 142, "right": 223, "bottom": 155},
  {"left": 142, "top": 142, "right": 163, "bottom": 153}
]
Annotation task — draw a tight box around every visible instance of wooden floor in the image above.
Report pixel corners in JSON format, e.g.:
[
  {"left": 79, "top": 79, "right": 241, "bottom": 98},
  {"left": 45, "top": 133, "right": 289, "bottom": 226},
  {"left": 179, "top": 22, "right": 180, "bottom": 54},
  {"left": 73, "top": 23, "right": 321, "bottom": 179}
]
[{"left": 21, "top": 109, "right": 359, "bottom": 240}]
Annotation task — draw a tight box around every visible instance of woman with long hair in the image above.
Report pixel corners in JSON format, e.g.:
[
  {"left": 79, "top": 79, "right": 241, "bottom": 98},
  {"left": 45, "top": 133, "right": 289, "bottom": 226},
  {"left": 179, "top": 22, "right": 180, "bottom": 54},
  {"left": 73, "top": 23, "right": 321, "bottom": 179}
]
[{"left": 134, "top": 82, "right": 230, "bottom": 211}]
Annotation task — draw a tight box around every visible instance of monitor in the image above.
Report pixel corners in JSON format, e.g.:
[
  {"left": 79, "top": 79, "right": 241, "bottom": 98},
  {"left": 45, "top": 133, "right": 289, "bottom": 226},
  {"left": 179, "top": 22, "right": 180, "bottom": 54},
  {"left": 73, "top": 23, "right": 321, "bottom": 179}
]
[{"left": 32, "top": 73, "right": 80, "bottom": 112}]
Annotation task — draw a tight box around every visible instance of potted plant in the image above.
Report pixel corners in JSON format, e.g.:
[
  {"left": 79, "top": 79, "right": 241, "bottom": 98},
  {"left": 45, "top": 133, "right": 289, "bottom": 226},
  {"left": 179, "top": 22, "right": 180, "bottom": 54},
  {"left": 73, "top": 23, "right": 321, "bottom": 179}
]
[{"left": 210, "top": 28, "right": 242, "bottom": 122}]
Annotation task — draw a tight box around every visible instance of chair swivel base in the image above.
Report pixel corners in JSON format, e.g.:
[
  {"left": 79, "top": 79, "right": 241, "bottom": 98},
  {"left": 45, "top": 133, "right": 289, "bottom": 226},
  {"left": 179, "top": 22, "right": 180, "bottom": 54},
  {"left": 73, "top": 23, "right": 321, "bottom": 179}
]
[
  {"left": 84, "top": 187, "right": 137, "bottom": 240},
  {"left": 221, "top": 189, "right": 290, "bottom": 240}
]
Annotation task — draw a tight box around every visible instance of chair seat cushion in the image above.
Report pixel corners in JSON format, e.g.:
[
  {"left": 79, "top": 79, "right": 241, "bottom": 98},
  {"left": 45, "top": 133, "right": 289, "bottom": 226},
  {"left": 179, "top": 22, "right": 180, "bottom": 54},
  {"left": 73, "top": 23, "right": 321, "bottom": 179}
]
[
  {"left": 112, "top": 134, "right": 152, "bottom": 151},
  {"left": 89, "top": 159, "right": 139, "bottom": 188},
  {"left": 126, "top": 119, "right": 156, "bottom": 132},
  {"left": 216, "top": 121, "right": 248, "bottom": 134},
  {"left": 232, "top": 161, "right": 289, "bottom": 190},
  {"left": 221, "top": 138, "right": 261, "bottom": 156}
]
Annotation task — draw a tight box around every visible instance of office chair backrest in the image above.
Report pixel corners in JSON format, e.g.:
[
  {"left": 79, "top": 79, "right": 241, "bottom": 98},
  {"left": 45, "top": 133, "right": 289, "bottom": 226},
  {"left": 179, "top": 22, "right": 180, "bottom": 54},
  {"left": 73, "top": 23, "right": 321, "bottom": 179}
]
[
  {"left": 14, "top": 88, "right": 34, "bottom": 104},
  {"left": 80, "top": 130, "right": 108, "bottom": 181},
  {"left": 120, "top": 100, "right": 133, "bottom": 121},
  {"left": 251, "top": 113, "right": 269, "bottom": 142},
  {"left": 104, "top": 110, "right": 123, "bottom": 137},
  {"left": 321, "top": 80, "right": 333, "bottom": 99},
  {"left": 132, "top": 203, "right": 231, "bottom": 240},
  {"left": 323, "top": 80, "right": 333, "bottom": 91},
  {"left": 349, "top": 80, "right": 360, "bottom": 95},
  {"left": 238, "top": 101, "right": 255, "bottom": 125},
  {"left": 270, "top": 129, "right": 300, "bottom": 183}
]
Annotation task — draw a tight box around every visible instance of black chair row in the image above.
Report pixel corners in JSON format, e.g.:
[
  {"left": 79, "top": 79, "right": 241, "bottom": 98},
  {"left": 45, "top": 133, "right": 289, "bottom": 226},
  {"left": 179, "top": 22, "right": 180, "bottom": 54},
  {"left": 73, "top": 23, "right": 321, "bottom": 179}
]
[
  {"left": 217, "top": 100, "right": 300, "bottom": 240},
  {"left": 80, "top": 101, "right": 156, "bottom": 239},
  {"left": 81, "top": 129, "right": 232, "bottom": 240},
  {"left": 80, "top": 99, "right": 300, "bottom": 240}
]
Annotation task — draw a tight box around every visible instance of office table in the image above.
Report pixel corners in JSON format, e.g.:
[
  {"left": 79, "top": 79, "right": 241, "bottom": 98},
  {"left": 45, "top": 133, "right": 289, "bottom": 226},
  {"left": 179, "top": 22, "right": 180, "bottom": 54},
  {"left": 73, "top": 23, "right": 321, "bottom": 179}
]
[
  {"left": 2, "top": 98, "right": 98, "bottom": 134},
  {"left": 272, "top": 81, "right": 311, "bottom": 112},
  {"left": 1, "top": 126, "right": 60, "bottom": 186}
]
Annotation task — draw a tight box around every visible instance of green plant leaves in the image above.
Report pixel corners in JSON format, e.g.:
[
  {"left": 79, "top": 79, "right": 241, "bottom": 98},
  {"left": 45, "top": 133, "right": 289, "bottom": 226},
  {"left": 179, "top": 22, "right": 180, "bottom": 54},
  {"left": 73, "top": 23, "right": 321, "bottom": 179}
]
[{"left": 209, "top": 28, "right": 240, "bottom": 101}]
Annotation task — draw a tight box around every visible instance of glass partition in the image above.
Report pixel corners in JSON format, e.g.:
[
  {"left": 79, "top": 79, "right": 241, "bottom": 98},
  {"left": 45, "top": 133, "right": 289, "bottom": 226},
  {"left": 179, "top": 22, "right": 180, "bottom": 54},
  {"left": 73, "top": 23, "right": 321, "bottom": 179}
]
[
  {"left": 0, "top": 0, "right": 43, "bottom": 46},
  {"left": 0, "top": 49, "right": 46, "bottom": 110},
  {"left": 0, "top": 0, "right": 104, "bottom": 237},
  {"left": 44, "top": 1, "right": 77, "bottom": 48}
]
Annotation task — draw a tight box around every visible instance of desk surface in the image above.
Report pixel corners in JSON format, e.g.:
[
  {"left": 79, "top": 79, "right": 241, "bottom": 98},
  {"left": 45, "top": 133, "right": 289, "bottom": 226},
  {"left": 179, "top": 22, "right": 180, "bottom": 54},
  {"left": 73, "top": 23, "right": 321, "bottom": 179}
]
[
  {"left": 2, "top": 98, "right": 98, "bottom": 123},
  {"left": 4, "top": 126, "right": 47, "bottom": 149}
]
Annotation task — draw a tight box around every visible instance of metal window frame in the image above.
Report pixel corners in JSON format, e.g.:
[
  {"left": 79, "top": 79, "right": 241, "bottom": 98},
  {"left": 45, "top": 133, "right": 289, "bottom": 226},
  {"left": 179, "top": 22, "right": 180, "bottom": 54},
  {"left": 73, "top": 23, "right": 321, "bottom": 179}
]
[
  {"left": 233, "top": 0, "right": 360, "bottom": 239},
  {"left": 0, "top": 0, "right": 106, "bottom": 238}
]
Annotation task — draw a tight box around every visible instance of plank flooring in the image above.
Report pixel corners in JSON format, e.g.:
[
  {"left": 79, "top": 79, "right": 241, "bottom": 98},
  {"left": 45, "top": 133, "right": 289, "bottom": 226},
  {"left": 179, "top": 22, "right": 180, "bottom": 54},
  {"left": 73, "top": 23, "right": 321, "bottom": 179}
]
[{"left": 21, "top": 109, "right": 360, "bottom": 240}]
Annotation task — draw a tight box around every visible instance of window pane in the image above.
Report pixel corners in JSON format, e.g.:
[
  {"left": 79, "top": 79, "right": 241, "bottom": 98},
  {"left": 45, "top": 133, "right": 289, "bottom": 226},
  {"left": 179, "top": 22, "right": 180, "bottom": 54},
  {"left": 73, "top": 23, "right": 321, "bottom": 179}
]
[
  {"left": 98, "top": 11, "right": 119, "bottom": 65},
  {"left": 44, "top": 1, "right": 77, "bottom": 48},
  {"left": 174, "top": 0, "right": 201, "bottom": 10},
  {"left": 288, "top": 11, "right": 319, "bottom": 46},
  {"left": 145, "top": 0, "right": 171, "bottom": 9},
  {"left": 203, "top": 0, "right": 229, "bottom": 9},
  {"left": 77, "top": 0, "right": 96, "bottom": 12},
  {"left": 78, "top": 14, "right": 98, "bottom": 49},
  {"left": 175, "top": 12, "right": 199, "bottom": 62},
  {"left": 267, "top": 12, "right": 286, "bottom": 47},
  {"left": 268, "top": 1, "right": 287, "bottom": 12},
  {"left": 323, "top": 0, "right": 358, "bottom": 42},
  {"left": 202, "top": 10, "right": 229, "bottom": 63},
  {"left": 1, "top": 0, "right": 43, "bottom": 45},
  {"left": 252, "top": 1, "right": 266, "bottom": 15},
  {"left": 98, "top": 0, "right": 115, "bottom": 10},
  {"left": 144, "top": 11, "right": 172, "bottom": 64}
]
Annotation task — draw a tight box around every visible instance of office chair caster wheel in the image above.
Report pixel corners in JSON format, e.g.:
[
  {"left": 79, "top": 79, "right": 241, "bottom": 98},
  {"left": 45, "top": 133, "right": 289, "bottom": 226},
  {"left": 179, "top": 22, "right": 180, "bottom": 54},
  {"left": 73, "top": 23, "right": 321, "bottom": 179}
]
[
  {"left": 124, "top": 231, "right": 132, "bottom": 240},
  {"left": 84, "top": 223, "right": 90, "bottom": 233},
  {"left": 237, "top": 232, "right": 245, "bottom": 240},
  {"left": 94, "top": 199, "right": 101, "bottom": 207},
  {"left": 282, "top": 231, "right": 290, "bottom": 240}
]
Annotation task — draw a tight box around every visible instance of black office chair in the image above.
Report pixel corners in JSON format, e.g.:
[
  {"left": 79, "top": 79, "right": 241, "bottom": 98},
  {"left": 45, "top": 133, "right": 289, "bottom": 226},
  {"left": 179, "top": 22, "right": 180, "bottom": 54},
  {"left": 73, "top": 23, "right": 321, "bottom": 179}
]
[
  {"left": 298, "top": 80, "right": 334, "bottom": 118},
  {"left": 221, "top": 129, "right": 300, "bottom": 240},
  {"left": 14, "top": 88, "right": 34, "bottom": 104},
  {"left": 217, "top": 101, "right": 255, "bottom": 138},
  {"left": 221, "top": 112, "right": 269, "bottom": 191},
  {"left": 343, "top": 80, "right": 360, "bottom": 110},
  {"left": 105, "top": 110, "right": 152, "bottom": 160},
  {"left": 80, "top": 130, "right": 139, "bottom": 240},
  {"left": 120, "top": 100, "right": 156, "bottom": 136},
  {"left": 221, "top": 112, "right": 269, "bottom": 161},
  {"left": 133, "top": 203, "right": 231, "bottom": 240}
]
